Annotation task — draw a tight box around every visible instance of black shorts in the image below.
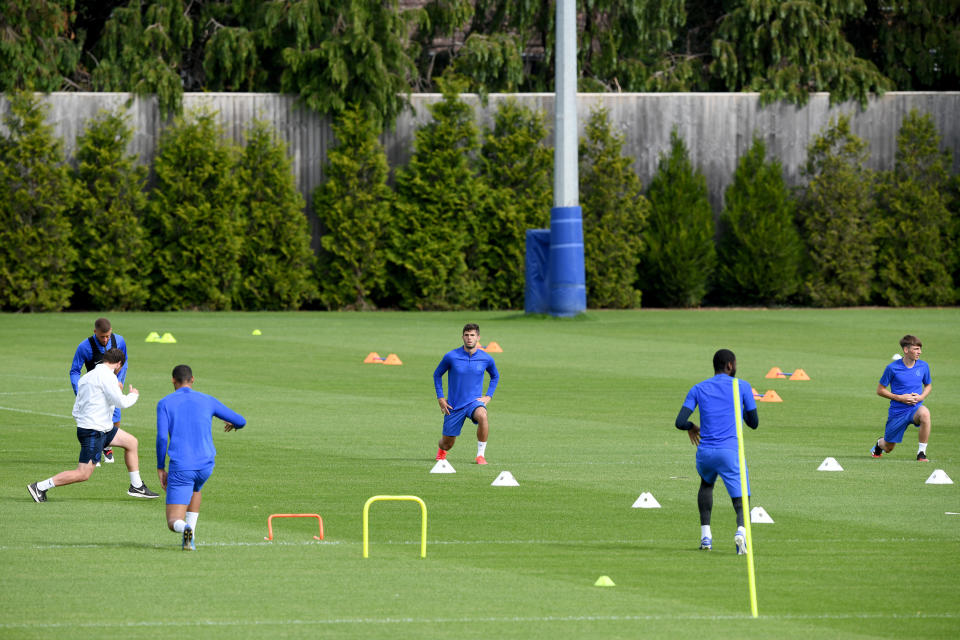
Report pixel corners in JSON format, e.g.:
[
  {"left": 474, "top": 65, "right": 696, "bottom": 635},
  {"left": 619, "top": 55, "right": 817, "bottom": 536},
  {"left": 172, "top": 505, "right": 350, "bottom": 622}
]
[{"left": 77, "top": 426, "right": 118, "bottom": 464}]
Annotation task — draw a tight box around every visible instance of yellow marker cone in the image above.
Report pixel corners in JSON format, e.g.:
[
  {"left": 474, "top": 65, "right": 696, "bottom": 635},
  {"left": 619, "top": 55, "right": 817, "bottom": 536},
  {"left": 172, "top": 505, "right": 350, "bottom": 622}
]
[
  {"left": 158, "top": 332, "right": 177, "bottom": 344},
  {"left": 145, "top": 332, "right": 160, "bottom": 343},
  {"left": 594, "top": 576, "right": 615, "bottom": 587},
  {"left": 252, "top": 329, "right": 262, "bottom": 336}
]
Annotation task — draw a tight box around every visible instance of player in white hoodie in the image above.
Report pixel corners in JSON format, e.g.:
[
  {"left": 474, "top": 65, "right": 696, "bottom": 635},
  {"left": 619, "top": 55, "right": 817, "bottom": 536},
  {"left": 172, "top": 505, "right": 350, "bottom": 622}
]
[{"left": 29, "top": 348, "right": 158, "bottom": 502}]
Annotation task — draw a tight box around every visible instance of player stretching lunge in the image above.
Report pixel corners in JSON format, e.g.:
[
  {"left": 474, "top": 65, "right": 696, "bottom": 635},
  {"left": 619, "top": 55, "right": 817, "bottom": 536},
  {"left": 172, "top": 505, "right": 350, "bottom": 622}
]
[
  {"left": 871, "top": 335, "right": 933, "bottom": 461},
  {"left": 156, "top": 365, "right": 246, "bottom": 550},
  {"left": 433, "top": 323, "right": 499, "bottom": 465},
  {"left": 674, "top": 349, "right": 758, "bottom": 554}
]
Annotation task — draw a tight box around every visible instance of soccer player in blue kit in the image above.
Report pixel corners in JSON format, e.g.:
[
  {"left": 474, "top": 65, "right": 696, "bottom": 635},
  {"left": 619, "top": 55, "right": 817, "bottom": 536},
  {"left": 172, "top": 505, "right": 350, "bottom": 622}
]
[
  {"left": 156, "top": 365, "right": 246, "bottom": 550},
  {"left": 871, "top": 335, "right": 933, "bottom": 461},
  {"left": 433, "top": 323, "right": 499, "bottom": 465},
  {"left": 674, "top": 349, "right": 758, "bottom": 554}
]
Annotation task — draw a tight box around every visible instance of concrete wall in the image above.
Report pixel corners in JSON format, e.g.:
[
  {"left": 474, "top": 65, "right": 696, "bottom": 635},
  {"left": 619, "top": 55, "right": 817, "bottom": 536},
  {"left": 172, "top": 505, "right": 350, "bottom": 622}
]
[{"left": 3, "top": 91, "right": 958, "bottom": 228}]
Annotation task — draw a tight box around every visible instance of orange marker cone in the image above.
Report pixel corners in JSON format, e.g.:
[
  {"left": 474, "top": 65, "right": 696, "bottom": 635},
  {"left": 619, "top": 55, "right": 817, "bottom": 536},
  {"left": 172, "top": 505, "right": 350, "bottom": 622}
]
[
  {"left": 484, "top": 341, "right": 503, "bottom": 353},
  {"left": 383, "top": 353, "right": 403, "bottom": 365},
  {"left": 759, "top": 390, "right": 783, "bottom": 402},
  {"left": 364, "top": 352, "right": 383, "bottom": 364},
  {"left": 790, "top": 368, "right": 811, "bottom": 381},
  {"left": 765, "top": 367, "right": 784, "bottom": 379},
  {"left": 752, "top": 387, "right": 763, "bottom": 398}
]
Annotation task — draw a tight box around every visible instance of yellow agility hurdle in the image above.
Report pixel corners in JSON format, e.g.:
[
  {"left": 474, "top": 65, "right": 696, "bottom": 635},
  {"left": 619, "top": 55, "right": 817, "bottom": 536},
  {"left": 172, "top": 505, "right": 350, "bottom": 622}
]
[{"left": 362, "top": 495, "right": 427, "bottom": 558}]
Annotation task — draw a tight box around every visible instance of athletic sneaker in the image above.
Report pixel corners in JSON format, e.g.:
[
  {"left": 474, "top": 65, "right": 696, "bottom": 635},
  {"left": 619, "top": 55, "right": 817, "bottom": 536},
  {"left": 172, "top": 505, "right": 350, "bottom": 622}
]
[
  {"left": 917, "top": 451, "right": 930, "bottom": 462},
  {"left": 871, "top": 441, "right": 884, "bottom": 458},
  {"left": 102, "top": 448, "right": 115, "bottom": 463},
  {"left": 699, "top": 537, "right": 712, "bottom": 551},
  {"left": 127, "top": 483, "right": 159, "bottom": 498},
  {"left": 28, "top": 482, "right": 47, "bottom": 503},
  {"left": 475, "top": 455, "right": 488, "bottom": 465},
  {"left": 735, "top": 533, "right": 747, "bottom": 555},
  {"left": 182, "top": 525, "right": 195, "bottom": 551},
  {"left": 435, "top": 449, "right": 447, "bottom": 461}
]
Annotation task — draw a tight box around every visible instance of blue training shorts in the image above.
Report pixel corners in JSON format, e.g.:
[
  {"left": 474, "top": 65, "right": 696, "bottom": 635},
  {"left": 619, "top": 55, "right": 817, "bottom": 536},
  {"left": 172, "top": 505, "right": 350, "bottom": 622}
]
[
  {"left": 696, "top": 447, "right": 750, "bottom": 499},
  {"left": 165, "top": 465, "right": 214, "bottom": 505},
  {"left": 442, "top": 400, "right": 487, "bottom": 437},
  {"left": 884, "top": 406, "right": 920, "bottom": 444},
  {"left": 77, "top": 426, "right": 118, "bottom": 464}
]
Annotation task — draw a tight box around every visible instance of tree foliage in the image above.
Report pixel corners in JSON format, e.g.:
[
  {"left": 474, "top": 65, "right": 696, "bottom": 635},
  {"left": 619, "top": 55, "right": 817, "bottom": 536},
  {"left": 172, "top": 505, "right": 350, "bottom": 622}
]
[
  {"left": 0, "top": 91, "right": 77, "bottom": 311},
  {"left": 476, "top": 99, "right": 552, "bottom": 309},
  {"left": 641, "top": 130, "right": 715, "bottom": 308},
  {"left": 874, "top": 110, "right": 956, "bottom": 306},
  {"left": 797, "top": 115, "right": 876, "bottom": 306},
  {"left": 145, "top": 109, "right": 244, "bottom": 310},
  {"left": 715, "top": 137, "right": 803, "bottom": 305},
  {"left": 579, "top": 106, "right": 649, "bottom": 309},
  {"left": 70, "top": 109, "right": 150, "bottom": 310},
  {"left": 235, "top": 119, "right": 317, "bottom": 310},
  {"left": 0, "top": 0, "right": 81, "bottom": 92},
  {"left": 314, "top": 105, "right": 394, "bottom": 310}
]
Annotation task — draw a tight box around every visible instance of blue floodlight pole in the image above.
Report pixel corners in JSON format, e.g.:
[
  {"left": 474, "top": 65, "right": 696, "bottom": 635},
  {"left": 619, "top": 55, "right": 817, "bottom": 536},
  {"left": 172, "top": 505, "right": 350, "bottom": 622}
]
[{"left": 549, "top": 0, "right": 586, "bottom": 317}]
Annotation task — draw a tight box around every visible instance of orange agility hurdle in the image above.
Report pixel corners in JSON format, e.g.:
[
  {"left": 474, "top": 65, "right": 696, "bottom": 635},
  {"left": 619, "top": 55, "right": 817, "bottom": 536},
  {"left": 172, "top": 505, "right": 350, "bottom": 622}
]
[{"left": 264, "top": 513, "right": 324, "bottom": 541}]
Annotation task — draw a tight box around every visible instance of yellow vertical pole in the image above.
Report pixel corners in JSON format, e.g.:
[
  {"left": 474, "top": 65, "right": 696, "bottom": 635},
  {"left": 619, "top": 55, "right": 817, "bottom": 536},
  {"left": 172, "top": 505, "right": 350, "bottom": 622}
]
[{"left": 732, "top": 378, "right": 759, "bottom": 618}]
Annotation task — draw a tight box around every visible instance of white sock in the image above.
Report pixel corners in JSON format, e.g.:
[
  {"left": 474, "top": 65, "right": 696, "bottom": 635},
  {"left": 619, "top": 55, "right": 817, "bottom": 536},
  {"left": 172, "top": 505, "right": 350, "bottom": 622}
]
[
  {"left": 477, "top": 441, "right": 487, "bottom": 457},
  {"left": 173, "top": 520, "right": 186, "bottom": 533},
  {"left": 736, "top": 526, "right": 746, "bottom": 537},
  {"left": 918, "top": 442, "right": 928, "bottom": 454},
  {"left": 129, "top": 470, "right": 143, "bottom": 488},
  {"left": 701, "top": 525, "right": 712, "bottom": 539},
  {"left": 38, "top": 478, "right": 55, "bottom": 491},
  {"left": 185, "top": 511, "right": 199, "bottom": 533}
]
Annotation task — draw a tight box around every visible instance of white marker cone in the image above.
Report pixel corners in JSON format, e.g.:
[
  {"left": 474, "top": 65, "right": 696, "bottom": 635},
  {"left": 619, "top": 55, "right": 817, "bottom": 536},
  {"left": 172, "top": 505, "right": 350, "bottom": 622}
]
[
  {"left": 926, "top": 469, "right": 953, "bottom": 485},
  {"left": 631, "top": 492, "right": 661, "bottom": 508},
  {"left": 817, "top": 457, "right": 843, "bottom": 471},
  {"left": 750, "top": 506, "right": 774, "bottom": 523},
  {"left": 430, "top": 459, "right": 456, "bottom": 474},
  {"left": 491, "top": 471, "right": 519, "bottom": 486}
]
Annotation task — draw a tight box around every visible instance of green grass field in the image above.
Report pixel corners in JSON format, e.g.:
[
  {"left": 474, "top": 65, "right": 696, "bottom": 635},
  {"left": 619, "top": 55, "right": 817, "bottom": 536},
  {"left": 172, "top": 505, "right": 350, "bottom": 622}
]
[{"left": 1, "top": 309, "right": 958, "bottom": 639}]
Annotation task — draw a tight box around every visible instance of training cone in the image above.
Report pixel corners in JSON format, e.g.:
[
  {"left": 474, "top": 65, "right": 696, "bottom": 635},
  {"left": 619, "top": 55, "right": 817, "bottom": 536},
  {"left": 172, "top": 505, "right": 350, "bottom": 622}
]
[
  {"left": 145, "top": 331, "right": 160, "bottom": 343},
  {"left": 484, "top": 341, "right": 504, "bottom": 353},
  {"left": 750, "top": 506, "right": 775, "bottom": 523},
  {"left": 491, "top": 471, "right": 519, "bottom": 486},
  {"left": 363, "top": 352, "right": 383, "bottom": 364},
  {"left": 383, "top": 353, "right": 403, "bottom": 365},
  {"left": 790, "top": 368, "right": 811, "bottom": 381},
  {"left": 765, "top": 367, "right": 784, "bottom": 379},
  {"left": 926, "top": 469, "right": 954, "bottom": 485},
  {"left": 752, "top": 387, "right": 763, "bottom": 398},
  {"left": 759, "top": 390, "right": 783, "bottom": 403},
  {"left": 158, "top": 332, "right": 177, "bottom": 344},
  {"left": 594, "top": 576, "right": 615, "bottom": 587},
  {"left": 817, "top": 457, "right": 843, "bottom": 471},
  {"left": 631, "top": 492, "right": 661, "bottom": 508},
  {"left": 252, "top": 329, "right": 262, "bottom": 336},
  {"left": 430, "top": 459, "right": 456, "bottom": 474}
]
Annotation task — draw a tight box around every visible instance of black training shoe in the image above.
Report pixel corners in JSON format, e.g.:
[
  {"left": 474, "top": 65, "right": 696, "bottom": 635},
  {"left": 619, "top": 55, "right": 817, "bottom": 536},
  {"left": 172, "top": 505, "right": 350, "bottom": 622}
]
[
  {"left": 28, "top": 483, "right": 47, "bottom": 503},
  {"left": 917, "top": 451, "right": 931, "bottom": 462},
  {"left": 127, "top": 483, "right": 159, "bottom": 498},
  {"left": 871, "top": 441, "right": 884, "bottom": 458},
  {"left": 102, "top": 448, "right": 115, "bottom": 464}
]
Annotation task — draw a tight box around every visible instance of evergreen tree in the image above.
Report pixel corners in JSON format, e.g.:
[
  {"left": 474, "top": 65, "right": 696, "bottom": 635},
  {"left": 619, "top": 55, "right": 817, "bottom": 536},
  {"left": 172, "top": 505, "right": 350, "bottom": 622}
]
[
  {"left": 388, "top": 75, "right": 485, "bottom": 310},
  {"left": 797, "top": 115, "right": 877, "bottom": 306},
  {"left": 235, "top": 119, "right": 317, "bottom": 310},
  {"left": 0, "top": 0, "right": 82, "bottom": 92},
  {"left": 89, "top": 0, "right": 193, "bottom": 117},
  {"left": 874, "top": 110, "right": 956, "bottom": 306},
  {"left": 0, "top": 91, "right": 77, "bottom": 311},
  {"left": 579, "top": 107, "right": 649, "bottom": 309},
  {"left": 641, "top": 130, "right": 715, "bottom": 307},
  {"left": 711, "top": 0, "right": 892, "bottom": 106},
  {"left": 477, "top": 99, "right": 552, "bottom": 309},
  {"left": 145, "top": 109, "right": 244, "bottom": 310},
  {"left": 314, "top": 105, "right": 393, "bottom": 310},
  {"left": 715, "top": 137, "right": 803, "bottom": 305},
  {"left": 71, "top": 110, "right": 150, "bottom": 310}
]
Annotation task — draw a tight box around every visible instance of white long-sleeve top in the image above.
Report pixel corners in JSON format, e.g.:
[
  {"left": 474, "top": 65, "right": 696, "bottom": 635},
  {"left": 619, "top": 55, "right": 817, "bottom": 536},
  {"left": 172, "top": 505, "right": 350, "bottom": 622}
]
[{"left": 72, "top": 363, "right": 139, "bottom": 432}]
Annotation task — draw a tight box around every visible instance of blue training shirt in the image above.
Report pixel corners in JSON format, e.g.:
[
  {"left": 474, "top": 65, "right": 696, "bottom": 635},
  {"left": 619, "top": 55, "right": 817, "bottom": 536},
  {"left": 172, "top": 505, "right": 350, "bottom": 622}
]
[
  {"left": 682, "top": 374, "right": 757, "bottom": 449},
  {"left": 433, "top": 347, "right": 499, "bottom": 410},
  {"left": 70, "top": 333, "right": 128, "bottom": 393},
  {"left": 156, "top": 386, "right": 246, "bottom": 472},
  {"left": 879, "top": 359, "right": 931, "bottom": 417}
]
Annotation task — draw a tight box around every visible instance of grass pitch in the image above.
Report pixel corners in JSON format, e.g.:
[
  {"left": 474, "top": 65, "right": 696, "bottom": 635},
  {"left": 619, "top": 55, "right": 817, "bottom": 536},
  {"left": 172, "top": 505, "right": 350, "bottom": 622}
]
[{"left": 1, "top": 309, "right": 958, "bottom": 639}]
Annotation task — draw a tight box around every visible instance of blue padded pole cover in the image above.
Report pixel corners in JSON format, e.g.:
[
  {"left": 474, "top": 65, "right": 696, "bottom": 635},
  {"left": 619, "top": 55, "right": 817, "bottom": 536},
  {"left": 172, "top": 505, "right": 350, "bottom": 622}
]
[{"left": 548, "top": 206, "right": 586, "bottom": 316}]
